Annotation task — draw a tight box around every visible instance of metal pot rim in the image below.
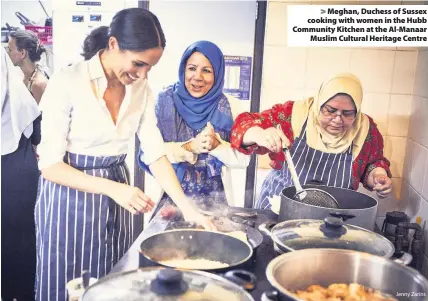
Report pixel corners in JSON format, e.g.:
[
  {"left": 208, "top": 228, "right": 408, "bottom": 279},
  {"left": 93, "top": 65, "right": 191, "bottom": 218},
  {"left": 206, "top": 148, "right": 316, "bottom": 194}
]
[
  {"left": 140, "top": 229, "right": 254, "bottom": 270},
  {"left": 82, "top": 266, "right": 255, "bottom": 301},
  {"left": 265, "top": 248, "right": 428, "bottom": 298},
  {"left": 268, "top": 219, "right": 395, "bottom": 258},
  {"left": 281, "top": 185, "right": 379, "bottom": 210}
]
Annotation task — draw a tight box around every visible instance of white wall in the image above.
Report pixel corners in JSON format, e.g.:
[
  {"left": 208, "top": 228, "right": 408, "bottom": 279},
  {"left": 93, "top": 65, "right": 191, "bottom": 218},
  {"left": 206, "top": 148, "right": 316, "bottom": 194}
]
[
  {"left": 1, "top": 0, "right": 54, "bottom": 75},
  {"left": 1, "top": 0, "right": 52, "bottom": 27},
  {"left": 143, "top": 0, "right": 257, "bottom": 209},
  {"left": 400, "top": 49, "right": 428, "bottom": 276}
]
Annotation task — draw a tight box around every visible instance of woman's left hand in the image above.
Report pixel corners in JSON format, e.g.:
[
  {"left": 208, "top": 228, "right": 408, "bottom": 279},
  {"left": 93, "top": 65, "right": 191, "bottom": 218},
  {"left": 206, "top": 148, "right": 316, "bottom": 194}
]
[
  {"left": 371, "top": 169, "right": 392, "bottom": 198},
  {"left": 203, "top": 122, "right": 220, "bottom": 151}
]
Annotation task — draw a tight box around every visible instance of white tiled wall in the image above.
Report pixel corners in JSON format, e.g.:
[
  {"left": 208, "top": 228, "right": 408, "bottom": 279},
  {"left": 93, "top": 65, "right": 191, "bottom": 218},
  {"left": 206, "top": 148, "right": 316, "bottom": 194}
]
[{"left": 401, "top": 49, "right": 428, "bottom": 266}]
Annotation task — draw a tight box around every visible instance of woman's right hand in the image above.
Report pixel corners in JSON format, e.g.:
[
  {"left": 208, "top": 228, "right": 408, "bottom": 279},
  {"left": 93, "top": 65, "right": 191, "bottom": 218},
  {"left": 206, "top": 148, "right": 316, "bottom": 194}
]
[
  {"left": 107, "top": 182, "right": 155, "bottom": 214},
  {"left": 182, "top": 207, "right": 217, "bottom": 231},
  {"left": 256, "top": 125, "right": 290, "bottom": 153},
  {"left": 190, "top": 129, "right": 217, "bottom": 154}
]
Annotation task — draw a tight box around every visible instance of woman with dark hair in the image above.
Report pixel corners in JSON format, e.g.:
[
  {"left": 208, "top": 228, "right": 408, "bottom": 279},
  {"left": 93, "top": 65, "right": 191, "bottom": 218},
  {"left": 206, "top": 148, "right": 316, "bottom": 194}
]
[
  {"left": 140, "top": 41, "right": 250, "bottom": 216},
  {"left": 36, "top": 8, "right": 213, "bottom": 301},
  {"left": 7, "top": 30, "right": 49, "bottom": 103},
  {"left": 1, "top": 47, "right": 41, "bottom": 301}
]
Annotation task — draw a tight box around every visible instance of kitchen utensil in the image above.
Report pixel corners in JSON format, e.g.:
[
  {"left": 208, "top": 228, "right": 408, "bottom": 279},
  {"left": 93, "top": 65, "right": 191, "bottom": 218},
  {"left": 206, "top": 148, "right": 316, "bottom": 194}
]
[
  {"left": 81, "top": 267, "right": 256, "bottom": 301},
  {"left": 262, "top": 248, "right": 428, "bottom": 301},
  {"left": 258, "top": 216, "right": 412, "bottom": 265},
  {"left": 280, "top": 183, "right": 378, "bottom": 230},
  {"left": 15, "top": 12, "right": 35, "bottom": 26},
  {"left": 282, "top": 147, "right": 340, "bottom": 208},
  {"left": 139, "top": 229, "right": 253, "bottom": 273},
  {"left": 166, "top": 221, "right": 264, "bottom": 250}
]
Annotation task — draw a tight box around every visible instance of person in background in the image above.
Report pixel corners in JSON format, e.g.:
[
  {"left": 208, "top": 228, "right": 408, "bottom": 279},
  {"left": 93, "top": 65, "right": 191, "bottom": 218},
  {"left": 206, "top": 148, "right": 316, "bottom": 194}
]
[
  {"left": 1, "top": 47, "right": 41, "bottom": 301},
  {"left": 139, "top": 41, "right": 250, "bottom": 217},
  {"left": 7, "top": 30, "right": 49, "bottom": 103},
  {"left": 35, "top": 8, "right": 213, "bottom": 301},
  {"left": 230, "top": 73, "right": 392, "bottom": 209}
]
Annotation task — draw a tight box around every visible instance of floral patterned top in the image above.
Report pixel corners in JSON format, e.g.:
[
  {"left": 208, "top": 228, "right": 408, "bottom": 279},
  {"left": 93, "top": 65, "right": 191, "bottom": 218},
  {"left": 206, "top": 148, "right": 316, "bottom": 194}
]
[{"left": 230, "top": 101, "right": 392, "bottom": 190}]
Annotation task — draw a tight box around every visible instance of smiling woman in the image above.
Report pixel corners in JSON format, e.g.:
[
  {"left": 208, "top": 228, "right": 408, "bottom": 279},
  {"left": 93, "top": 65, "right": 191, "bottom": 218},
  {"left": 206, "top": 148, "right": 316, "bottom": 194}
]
[
  {"left": 35, "top": 8, "right": 214, "bottom": 301},
  {"left": 138, "top": 41, "right": 250, "bottom": 217}
]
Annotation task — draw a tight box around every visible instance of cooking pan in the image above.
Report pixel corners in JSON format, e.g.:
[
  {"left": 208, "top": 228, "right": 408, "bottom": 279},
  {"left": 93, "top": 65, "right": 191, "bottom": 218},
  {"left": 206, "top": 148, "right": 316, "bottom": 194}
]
[
  {"left": 259, "top": 216, "right": 413, "bottom": 265},
  {"left": 79, "top": 267, "right": 257, "bottom": 301},
  {"left": 262, "top": 249, "right": 428, "bottom": 301},
  {"left": 280, "top": 182, "right": 378, "bottom": 230},
  {"left": 166, "top": 221, "right": 263, "bottom": 250},
  {"left": 139, "top": 229, "right": 254, "bottom": 273}
]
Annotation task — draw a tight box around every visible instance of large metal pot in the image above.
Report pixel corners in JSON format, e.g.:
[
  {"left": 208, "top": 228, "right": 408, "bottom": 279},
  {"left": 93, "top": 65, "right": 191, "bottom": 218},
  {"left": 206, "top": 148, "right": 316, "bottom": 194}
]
[
  {"left": 139, "top": 229, "right": 254, "bottom": 273},
  {"left": 79, "top": 267, "right": 256, "bottom": 301},
  {"left": 280, "top": 183, "right": 378, "bottom": 230},
  {"left": 262, "top": 249, "right": 428, "bottom": 301},
  {"left": 259, "top": 217, "right": 412, "bottom": 265}
]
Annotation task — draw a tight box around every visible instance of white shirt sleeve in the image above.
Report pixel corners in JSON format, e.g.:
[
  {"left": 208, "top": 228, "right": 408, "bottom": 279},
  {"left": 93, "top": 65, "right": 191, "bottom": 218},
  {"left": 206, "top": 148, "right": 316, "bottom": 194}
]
[
  {"left": 1, "top": 48, "right": 7, "bottom": 110},
  {"left": 37, "top": 71, "right": 72, "bottom": 170},
  {"left": 208, "top": 94, "right": 250, "bottom": 168},
  {"left": 209, "top": 134, "right": 250, "bottom": 168},
  {"left": 137, "top": 84, "right": 166, "bottom": 165},
  {"left": 164, "top": 140, "right": 197, "bottom": 164}
]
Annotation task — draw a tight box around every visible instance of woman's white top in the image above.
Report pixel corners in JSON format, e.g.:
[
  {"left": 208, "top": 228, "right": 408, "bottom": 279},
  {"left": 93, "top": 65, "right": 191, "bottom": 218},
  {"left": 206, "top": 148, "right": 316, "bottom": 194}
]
[
  {"left": 1, "top": 47, "right": 40, "bottom": 156},
  {"left": 37, "top": 51, "right": 165, "bottom": 169}
]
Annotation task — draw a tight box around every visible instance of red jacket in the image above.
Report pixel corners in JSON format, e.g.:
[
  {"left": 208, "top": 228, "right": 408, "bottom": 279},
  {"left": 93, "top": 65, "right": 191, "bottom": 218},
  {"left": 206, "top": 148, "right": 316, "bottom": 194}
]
[{"left": 230, "top": 101, "right": 392, "bottom": 191}]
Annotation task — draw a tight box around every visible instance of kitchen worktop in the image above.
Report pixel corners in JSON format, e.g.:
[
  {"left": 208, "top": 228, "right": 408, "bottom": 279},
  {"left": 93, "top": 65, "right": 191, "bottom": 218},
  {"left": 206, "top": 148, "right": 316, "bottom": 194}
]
[{"left": 110, "top": 200, "right": 279, "bottom": 300}]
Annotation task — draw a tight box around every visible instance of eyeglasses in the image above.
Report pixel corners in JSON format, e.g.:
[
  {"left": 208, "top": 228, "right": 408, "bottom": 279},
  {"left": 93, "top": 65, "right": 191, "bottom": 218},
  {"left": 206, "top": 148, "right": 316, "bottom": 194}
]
[{"left": 320, "top": 105, "right": 356, "bottom": 121}]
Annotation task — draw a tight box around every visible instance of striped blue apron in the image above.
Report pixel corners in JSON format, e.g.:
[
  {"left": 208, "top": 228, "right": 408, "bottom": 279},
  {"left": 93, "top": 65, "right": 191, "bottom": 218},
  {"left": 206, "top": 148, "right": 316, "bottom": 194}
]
[
  {"left": 256, "top": 121, "right": 353, "bottom": 209},
  {"left": 34, "top": 152, "right": 143, "bottom": 301}
]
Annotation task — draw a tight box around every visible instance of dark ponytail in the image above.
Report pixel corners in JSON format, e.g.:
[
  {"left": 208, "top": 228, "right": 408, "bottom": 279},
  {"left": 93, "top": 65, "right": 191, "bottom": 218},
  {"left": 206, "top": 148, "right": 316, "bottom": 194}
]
[
  {"left": 81, "top": 26, "right": 109, "bottom": 60},
  {"left": 81, "top": 8, "right": 166, "bottom": 61},
  {"left": 10, "top": 30, "right": 46, "bottom": 62}
]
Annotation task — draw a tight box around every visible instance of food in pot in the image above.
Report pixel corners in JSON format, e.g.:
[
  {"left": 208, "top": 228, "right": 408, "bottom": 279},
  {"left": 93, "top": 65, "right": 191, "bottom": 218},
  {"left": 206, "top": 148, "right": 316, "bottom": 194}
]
[
  {"left": 159, "top": 258, "right": 229, "bottom": 269},
  {"left": 292, "top": 283, "right": 397, "bottom": 301},
  {"left": 227, "top": 231, "right": 248, "bottom": 243}
]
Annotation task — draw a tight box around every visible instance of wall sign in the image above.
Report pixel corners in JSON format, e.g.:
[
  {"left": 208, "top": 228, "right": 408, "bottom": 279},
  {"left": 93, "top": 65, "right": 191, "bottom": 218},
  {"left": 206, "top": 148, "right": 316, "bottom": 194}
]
[{"left": 223, "top": 55, "right": 252, "bottom": 100}]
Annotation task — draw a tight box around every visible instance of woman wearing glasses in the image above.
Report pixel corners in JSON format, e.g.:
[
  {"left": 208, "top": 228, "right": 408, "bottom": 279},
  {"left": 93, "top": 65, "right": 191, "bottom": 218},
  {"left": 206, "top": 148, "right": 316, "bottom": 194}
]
[{"left": 230, "top": 73, "right": 392, "bottom": 209}]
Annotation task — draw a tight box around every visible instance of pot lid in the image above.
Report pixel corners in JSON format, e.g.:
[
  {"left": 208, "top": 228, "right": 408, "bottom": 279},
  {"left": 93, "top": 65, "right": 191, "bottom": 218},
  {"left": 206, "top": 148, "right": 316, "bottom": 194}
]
[
  {"left": 81, "top": 267, "right": 255, "bottom": 301},
  {"left": 271, "top": 217, "right": 395, "bottom": 257}
]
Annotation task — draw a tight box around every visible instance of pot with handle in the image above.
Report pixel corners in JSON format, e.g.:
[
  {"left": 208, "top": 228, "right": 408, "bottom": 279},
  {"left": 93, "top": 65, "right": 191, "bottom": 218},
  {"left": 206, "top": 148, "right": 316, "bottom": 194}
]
[
  {"left": 80, "top": 267, "right": 256, "bottom": 301},
  {"left": 279, "top": 181, "right": 378, "bottom": 230},
  {"left": 139, "top": 229, "right": 254, "bottom": 273},
  {"left": 259, "top": 216, "right": 413, "bottom": 265},
  {"left": 261, "top": 248, "right": 428, "bottom": 301}
]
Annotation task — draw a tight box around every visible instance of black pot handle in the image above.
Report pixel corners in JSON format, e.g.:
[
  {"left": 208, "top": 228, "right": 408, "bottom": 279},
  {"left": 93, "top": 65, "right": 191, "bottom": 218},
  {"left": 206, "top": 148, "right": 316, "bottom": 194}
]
[
  {"left": 258, "top": 222, "right": 277, "bottom": 239},
  {"left": 329, "top": 212, "right": 356, "bottom": 221},
  {"left": 150, "top": 269, "right": 189, "bottom": 296},
  {"left": 320, "top": 217, "right": 347, "bottom": 238},
  {"left": 223, "top": 270, "right": 257, "bottom": 291},
  {"left": 306, "top": 179, "right": 325, "bottom": 186},
  {"left": 261, "top": 290, "right": 279, "bottom": 301},
  {"left": 81, "top": 270, "right": 91, "bottom": 289}
]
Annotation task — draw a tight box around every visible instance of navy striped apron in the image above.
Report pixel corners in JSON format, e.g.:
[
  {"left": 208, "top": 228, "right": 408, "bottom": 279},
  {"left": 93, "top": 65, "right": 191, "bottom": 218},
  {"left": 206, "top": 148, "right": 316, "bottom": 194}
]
[
  {"left": 34, "top": 152, "right": 143, "bottom": 301},
  {"left": 256, "top": 121, "right": 353, "bottom": 209}
]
